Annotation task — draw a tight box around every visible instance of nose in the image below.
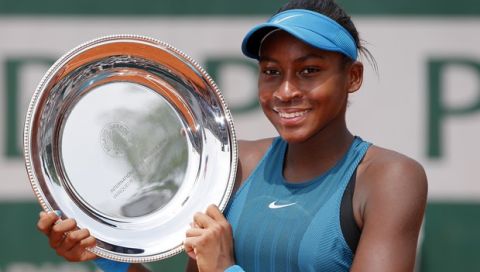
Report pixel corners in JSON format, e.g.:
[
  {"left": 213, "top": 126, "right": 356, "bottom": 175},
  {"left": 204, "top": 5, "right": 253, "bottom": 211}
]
[{"left": 274, "top": 79, "right": 302, "bottom": 102}]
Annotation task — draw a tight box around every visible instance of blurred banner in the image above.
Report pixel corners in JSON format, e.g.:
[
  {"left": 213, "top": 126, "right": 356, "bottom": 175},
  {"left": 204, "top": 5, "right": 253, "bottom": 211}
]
[{"left": 0, "top": 0, "right": 479, "bottom": 271}]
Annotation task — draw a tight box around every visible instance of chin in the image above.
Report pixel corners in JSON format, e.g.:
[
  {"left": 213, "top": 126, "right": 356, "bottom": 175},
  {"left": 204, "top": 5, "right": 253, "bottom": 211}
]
[{"left": 277, "top": 129, "right": 312, "bottom": 144}]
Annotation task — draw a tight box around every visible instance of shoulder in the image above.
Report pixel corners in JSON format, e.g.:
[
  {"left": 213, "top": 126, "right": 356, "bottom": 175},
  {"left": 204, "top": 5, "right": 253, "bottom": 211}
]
[
  {"left": 355, "top": 145, "right": 428, "bottom": 226},
  {"left": 233, "top": 138, "right": 274, "bottom": 192},
  {"left": 359, "top": 145, "right": 427, "bottom": 185}
]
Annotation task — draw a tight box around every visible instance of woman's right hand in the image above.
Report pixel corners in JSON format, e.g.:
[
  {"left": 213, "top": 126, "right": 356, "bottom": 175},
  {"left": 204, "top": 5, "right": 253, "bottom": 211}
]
[{"left": 37, "top": 211, "right": 97, "bottom": 262}]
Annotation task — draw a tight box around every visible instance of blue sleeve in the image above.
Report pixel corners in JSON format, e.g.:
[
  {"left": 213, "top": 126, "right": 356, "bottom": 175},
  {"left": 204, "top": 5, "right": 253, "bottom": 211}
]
[
  {"left": 225, "top": 265, "right": 245, "bottom": 272},
  {"left": 93, "top": 258, "right": 130, "bottom": 272}
]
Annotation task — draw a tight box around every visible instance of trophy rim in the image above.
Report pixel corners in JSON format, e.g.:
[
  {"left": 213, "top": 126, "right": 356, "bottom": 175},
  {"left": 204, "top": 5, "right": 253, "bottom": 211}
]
[{"left": 23, "top": 34, "right": 238, "bottom": 263}]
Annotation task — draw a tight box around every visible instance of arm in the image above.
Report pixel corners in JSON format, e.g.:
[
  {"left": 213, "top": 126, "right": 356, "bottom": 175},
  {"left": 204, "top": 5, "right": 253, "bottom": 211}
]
[{"left": 351, "top": 152, "right": 428, "bottom": 272}]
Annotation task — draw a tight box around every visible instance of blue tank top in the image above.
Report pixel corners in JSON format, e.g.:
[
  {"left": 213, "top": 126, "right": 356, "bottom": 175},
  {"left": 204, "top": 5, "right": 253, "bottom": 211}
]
[{"left": 224, "top": 136, "right": 370, "bottom": 272}]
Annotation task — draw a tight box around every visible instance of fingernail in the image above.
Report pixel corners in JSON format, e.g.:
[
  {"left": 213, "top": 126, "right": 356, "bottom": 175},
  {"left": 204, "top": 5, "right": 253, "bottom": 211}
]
[{"left": 54, "top": 210, "right": 62, "bottom": 217}]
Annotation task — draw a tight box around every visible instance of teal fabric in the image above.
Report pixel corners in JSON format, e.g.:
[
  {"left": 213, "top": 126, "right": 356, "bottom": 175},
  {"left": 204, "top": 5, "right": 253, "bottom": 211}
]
[
  {"left": 93, "top": 258, "right": 130, "bottom": 272},
  {"left": 225, "top": 137, "right": 370, "bottom": 272},
  {"left": 224, "top": 264, "right": 246, "bottom": 272}
]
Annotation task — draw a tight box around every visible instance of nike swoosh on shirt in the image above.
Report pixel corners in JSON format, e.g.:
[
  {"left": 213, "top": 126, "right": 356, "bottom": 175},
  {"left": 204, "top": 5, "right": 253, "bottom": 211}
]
[{"left": 268, "top": 201, "right": 297, "bottom": 209}]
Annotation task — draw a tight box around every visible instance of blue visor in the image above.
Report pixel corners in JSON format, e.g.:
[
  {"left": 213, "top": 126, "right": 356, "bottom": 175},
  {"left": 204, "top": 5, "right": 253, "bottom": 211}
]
[{"left": 241, "top": 9, "right": 358, "bottom": 60}]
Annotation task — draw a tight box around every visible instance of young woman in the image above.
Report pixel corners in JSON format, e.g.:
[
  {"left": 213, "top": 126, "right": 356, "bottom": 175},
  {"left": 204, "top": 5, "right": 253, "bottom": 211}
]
[{"left": 37, "top": 0, "right": 428, "bottom": 271}]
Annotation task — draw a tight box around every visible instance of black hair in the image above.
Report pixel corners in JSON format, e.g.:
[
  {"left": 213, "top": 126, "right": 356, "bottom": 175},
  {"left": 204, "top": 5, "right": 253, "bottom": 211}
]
[{"left": 278, "top": 0, "right": 377, "bottom": 71}]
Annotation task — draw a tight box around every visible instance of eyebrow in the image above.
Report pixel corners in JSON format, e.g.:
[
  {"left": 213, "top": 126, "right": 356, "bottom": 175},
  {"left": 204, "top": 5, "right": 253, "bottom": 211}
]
[{"left": 258, "top": 55, "right": 277, "bottom": 63}]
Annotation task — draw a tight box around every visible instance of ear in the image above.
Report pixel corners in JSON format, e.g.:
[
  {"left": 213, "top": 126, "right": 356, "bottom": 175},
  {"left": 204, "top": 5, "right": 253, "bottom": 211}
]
[{"left": 347, "top": 61, "right": 363, "bottom": 93}]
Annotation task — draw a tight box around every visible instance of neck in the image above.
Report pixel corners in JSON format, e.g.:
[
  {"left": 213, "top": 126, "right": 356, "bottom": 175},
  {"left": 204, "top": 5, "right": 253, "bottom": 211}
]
[{"left": 283, "top": 117, "right": 354, "bottom": 182}]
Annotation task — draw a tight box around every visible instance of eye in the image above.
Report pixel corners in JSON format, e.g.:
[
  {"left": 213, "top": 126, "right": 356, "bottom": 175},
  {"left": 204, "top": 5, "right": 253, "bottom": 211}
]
[
  {"left": 262, "top": 68, "right": 280, "bottom": 76},
  {"left": 300, "top": 67, "right": 321, "bottom": 75}
]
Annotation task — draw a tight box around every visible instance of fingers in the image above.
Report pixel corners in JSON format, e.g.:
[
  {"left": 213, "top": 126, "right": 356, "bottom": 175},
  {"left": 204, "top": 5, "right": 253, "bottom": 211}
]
[
  {"left": 205, "top": 204, "right": 227, "bottom": 222},
  {"left": 186, "top": 227, "right": 203, "bottom": 237},
  {"left": 193, "top": 212, "right": 216, "bottom": 229},
  {"left": 61, "top": 228, "right": 91, "bottom": 251},
  {"left": 185, "top": 214, "right": 208, "bottom": 260},
  {"left": 184, "top": 222, "right": 204, "bottom": 258},
  {"left": 49, "top": 218, "right": 77, "bottom": 249},
  {"left": 55, "top": 229, "right": 98, "bottom": 262},
  {"left": 59, "top": 232, "right": 97, "bottom": 262},
  {"left": 193, "top": 204, "right": 228, "bottom": 228},
  {"left": 65, "top": 237, "right": 98, "bottom": 262},
  {"left": 37, "top": 211, "right": 60, "bottom": 235},
  {"left": 185, "top": 204, "right": 232, "bottom": 253},
  {"left": 204, "top": 205, "right": 232, "bottom": 237},
  {"left": 184, "top": 237, "right": 198, "bottom": 260},
  {"left": 37, "top": 211, "right": 98, "bottom": 262},
  {"left": 184, "top": 205, "right": 236, "bottom": 271}
]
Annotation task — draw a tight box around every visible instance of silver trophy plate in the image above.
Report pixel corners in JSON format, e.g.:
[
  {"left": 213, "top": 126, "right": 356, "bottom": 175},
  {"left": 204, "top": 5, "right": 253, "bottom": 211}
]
[{"left": 23, "top": 35, "right": 237, "bottom": 263}]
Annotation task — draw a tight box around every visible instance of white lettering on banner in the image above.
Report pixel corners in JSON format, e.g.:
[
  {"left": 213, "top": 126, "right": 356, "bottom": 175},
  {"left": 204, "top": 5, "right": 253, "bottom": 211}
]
[{"left": 0, "top": 17, "right": 479, "bottom": 200}]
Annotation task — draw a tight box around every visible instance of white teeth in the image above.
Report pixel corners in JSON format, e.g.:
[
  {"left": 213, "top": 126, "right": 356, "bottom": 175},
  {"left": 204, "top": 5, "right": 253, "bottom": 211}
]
[{"left": 277, "top": 110, "right": 308, "bottom": 119}]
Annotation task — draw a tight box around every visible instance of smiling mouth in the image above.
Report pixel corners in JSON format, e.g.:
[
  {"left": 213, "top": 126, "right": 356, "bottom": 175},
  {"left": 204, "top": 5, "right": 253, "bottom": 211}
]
[{"left": 274, "top": 109, "right": 310, "bottom": 119}]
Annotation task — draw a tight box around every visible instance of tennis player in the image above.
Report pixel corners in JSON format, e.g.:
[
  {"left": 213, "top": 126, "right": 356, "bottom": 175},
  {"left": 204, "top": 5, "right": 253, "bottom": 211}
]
[{"left": 37, "top": 0, "right": 428, "bottom": 271}]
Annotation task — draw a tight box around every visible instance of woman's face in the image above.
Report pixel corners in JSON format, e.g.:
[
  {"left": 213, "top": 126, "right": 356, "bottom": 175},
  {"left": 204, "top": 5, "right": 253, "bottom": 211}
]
[{"left": 257, "top": 31, "right": 362, "bottom": 143}]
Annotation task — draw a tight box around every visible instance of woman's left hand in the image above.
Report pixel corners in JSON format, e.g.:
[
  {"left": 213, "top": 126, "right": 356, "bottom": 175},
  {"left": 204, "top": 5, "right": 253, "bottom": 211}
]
[{"left": 184, "top": 204, "right": 235, "bottom": 272}]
